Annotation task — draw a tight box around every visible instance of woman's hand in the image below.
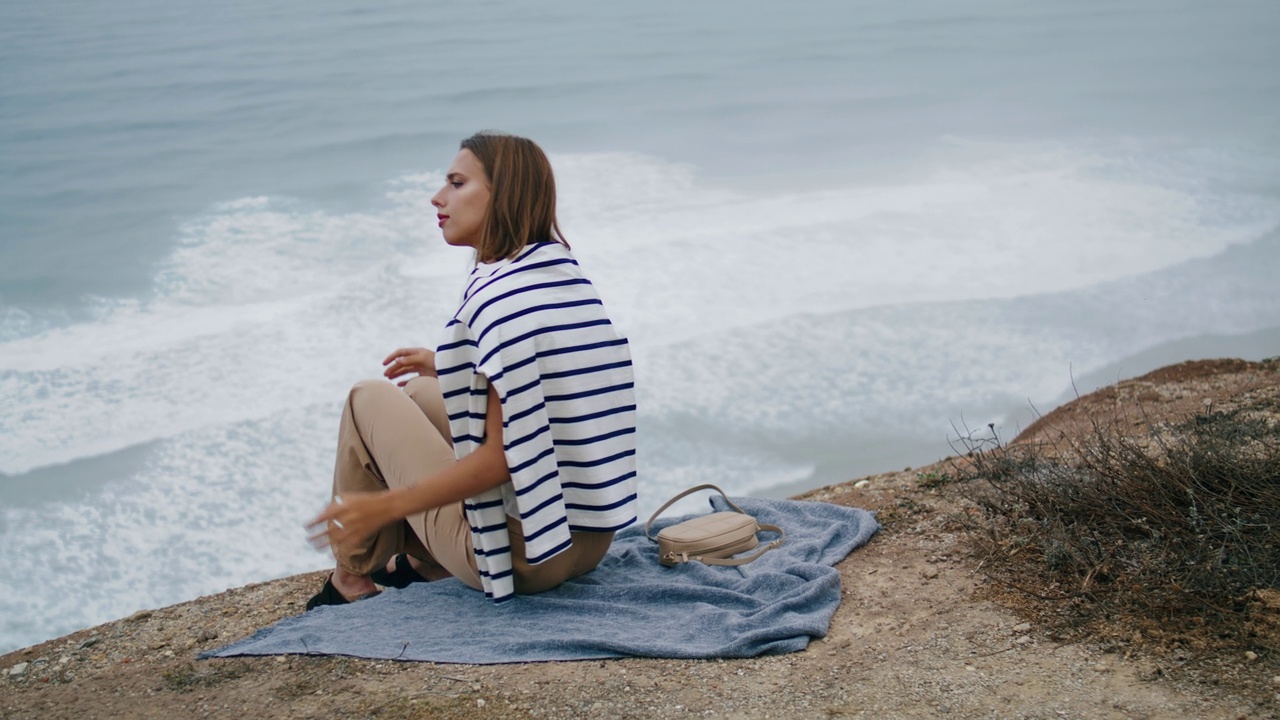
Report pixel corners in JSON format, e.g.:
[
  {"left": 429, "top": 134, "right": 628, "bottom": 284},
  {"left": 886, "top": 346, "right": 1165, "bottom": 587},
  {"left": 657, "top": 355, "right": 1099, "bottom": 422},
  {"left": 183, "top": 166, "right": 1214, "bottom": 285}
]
[
  {"left": 383, "top": 347, "right": 436, "bottom": 385},
  {"left": 306, "top": 491, "right": 398, "bottom": 553}
]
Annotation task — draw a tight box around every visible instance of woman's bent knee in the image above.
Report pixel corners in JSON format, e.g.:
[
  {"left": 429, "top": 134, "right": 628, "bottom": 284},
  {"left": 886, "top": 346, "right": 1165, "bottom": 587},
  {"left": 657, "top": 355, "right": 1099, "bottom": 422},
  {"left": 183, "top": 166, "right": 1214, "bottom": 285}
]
[{"left": 348, "top": 378, "right": 401, "bottom": 415}]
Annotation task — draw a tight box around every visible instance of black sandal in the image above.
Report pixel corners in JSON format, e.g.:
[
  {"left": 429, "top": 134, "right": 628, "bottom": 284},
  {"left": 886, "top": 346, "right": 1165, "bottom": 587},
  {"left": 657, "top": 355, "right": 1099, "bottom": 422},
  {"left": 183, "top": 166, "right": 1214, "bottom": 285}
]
[
  {"left": 369, "top": 553, "right": 429, "bottom": 589},
  {"left": 305, "top": 574, "right": 381, "bottom": 611}
]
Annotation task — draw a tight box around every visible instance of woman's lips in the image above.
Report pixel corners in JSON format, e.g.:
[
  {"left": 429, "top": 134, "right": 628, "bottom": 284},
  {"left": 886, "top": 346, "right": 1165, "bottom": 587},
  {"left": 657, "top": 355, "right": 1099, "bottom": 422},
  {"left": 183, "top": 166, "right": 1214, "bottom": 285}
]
[{"left": 437, "top": 214, "right": 448, "bottom": 227}]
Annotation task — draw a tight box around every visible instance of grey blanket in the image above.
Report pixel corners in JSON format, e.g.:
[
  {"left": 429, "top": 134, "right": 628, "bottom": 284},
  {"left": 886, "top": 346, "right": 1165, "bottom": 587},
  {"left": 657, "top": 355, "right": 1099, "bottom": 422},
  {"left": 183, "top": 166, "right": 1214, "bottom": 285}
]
[{"left": 202, "top": 496, "right": 878, "bottom": 664}]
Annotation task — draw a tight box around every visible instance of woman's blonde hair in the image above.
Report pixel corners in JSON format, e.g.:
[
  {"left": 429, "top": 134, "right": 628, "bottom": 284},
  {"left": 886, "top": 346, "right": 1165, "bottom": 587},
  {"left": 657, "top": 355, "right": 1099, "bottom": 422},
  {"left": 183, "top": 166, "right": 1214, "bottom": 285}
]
[{"left": 461, "top": 131, "right": 568, "bottom": 263}]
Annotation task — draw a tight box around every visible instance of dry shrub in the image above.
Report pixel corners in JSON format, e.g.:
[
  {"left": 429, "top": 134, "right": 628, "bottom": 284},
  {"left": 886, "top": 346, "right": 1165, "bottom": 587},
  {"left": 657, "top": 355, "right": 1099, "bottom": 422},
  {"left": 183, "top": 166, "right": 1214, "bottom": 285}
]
[{"left": 955, "top": 404, "right": 1280, "bottom": 650}]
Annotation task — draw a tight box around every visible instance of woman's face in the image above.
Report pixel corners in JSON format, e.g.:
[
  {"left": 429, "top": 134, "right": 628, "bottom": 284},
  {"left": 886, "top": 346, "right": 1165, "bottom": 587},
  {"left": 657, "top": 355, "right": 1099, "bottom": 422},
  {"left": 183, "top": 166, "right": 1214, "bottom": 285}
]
[{"left": 432, "top": 149, "right": 491, "bottom": 249}]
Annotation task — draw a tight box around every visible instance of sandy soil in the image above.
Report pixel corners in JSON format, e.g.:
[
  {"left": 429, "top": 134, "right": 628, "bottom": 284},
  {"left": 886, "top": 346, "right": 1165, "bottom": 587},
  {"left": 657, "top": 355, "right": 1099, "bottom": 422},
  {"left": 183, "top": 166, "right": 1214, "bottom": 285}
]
[{"left": 3, "top": 358, "right": 1278, "bottom": 720}]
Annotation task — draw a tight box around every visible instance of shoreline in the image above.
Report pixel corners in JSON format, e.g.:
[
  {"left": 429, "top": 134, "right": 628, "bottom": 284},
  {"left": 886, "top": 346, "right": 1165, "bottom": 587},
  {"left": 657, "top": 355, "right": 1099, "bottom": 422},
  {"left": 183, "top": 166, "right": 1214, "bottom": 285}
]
[{"left": 4, "top": 331, "right": 1278, "bottom": 656}]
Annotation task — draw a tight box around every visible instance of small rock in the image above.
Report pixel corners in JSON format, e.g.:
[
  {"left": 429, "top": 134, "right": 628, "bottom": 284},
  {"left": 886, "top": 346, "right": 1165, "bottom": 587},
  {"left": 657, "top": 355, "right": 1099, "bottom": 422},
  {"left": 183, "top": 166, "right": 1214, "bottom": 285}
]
[
  {"left": 854, "top": 480, "right": 871, "bottom": 489},
  {"left": 57, "top": 656, "right": 70, "bottom": 666},
  {"left": 1014, "top": 635, "right": 1032, "bottom": 646},
  {"left": 275, "top": 656, "right": 288, "bottom": 664},
  {"left": 1245, "top": 651, "right": 1259, "bottom": 662},
  {"left": 9, "top": 662, "right": 29, "bottom": 677},
  {"left": 964, "top": 665, "right": 976, "bottom": 672},
  {"left": 922, "top": 567, "right": 939, "bottom": 580},
  {"left": 77, "top": 637, "right": 100, "bottom": 650},
  {"left": 1271, "top": 675, "right": 1280, "bottom": 686},
  {"left": 1012, "top": 622, "right": 1032, "bottom": 633},
  {"left": 476, "top": 699, "right": 486, "bottom": 708}
]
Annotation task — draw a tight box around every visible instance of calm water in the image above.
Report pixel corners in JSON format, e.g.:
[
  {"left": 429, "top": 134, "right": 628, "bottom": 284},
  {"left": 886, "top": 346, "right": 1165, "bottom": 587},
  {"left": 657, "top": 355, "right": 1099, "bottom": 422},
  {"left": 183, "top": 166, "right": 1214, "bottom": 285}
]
[{"left": 2, "top": 0, "right": 1278, "bottom": 652}]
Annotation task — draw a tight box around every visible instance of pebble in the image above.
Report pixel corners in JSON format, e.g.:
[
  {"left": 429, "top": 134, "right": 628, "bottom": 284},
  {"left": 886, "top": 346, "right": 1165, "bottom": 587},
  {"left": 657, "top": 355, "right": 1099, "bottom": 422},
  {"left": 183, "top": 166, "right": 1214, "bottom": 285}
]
[
  {"left": 1014, "top": 636, "right": 1032, "bottom": 646},
  {"left": 476, "top": 699, "right": 486, "bottom": 708},
  {"left": 9, "top": 662, "right": 29, "bottom": 677},
  {"left": 854, "top": 480, "right": 871, "bottom": 489},
  {"left": 1244, "top": 651, "right": 1258, "bottom": 662},
  {"left": 1272, "top": 676, "right": 1280, "bottom": 686},
  {"left": 922, "top": 567, "right": 939, "bottom": 580},
  {"left": 77, "top": 637, "right": 100, "bottom": 650},
  {"left": 1012, "top": 623, "right": 1032, "bottom": 633}
]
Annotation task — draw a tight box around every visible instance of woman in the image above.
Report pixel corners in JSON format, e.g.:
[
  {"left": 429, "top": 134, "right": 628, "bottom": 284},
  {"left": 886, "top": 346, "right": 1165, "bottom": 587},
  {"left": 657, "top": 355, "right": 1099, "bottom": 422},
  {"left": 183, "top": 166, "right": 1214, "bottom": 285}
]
[{"left": 306, "top": 132, "right": 638, "bottom": 608}]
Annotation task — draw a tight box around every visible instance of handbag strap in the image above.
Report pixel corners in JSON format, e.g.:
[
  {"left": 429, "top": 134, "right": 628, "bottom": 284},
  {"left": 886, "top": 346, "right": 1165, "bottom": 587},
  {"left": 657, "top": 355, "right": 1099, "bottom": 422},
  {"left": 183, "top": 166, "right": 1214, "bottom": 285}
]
[
  {"left": 675, "top": 523, "right": 786, "bottom": 566},
  {"left": 645, "top": 483, "right": 749, "bottom": 542}
]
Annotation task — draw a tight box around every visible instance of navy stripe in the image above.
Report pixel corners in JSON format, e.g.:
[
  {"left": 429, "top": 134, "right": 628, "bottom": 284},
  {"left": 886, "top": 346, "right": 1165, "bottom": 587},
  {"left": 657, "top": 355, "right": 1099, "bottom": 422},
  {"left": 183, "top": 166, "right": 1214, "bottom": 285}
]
[
  {"left": 507, "top": 400, "right": 546, "bottom": 425},
  {"left": 513, "top": 240, "right": 554, "bottom": 263},
  {"left": 568, "top": 516, "right": 638, "bottom": 533},
  {"left": 463, "top": 265, "right": 583, "bottom": 320},
  {"left": 542, "top": 359, "right": 633, "bottom": 381},
  {"left": 493, "top": 593, "right": 515, "bottom": 603},
  {"left": 507, "top": 376, "right": 541, "bottom": 398},
  {"left": 505, "top": 423, "right": 550, "bottom": 451},
  {"left": 468, "top": 498, "right": 504, "bottom": 510},
  {"left": 488, "top": 568, "right": 513, "bottom": 581},
  {"left": 565, "top": 493, "right": 637, "bottom": 513},
  {"left": 437, "top": 337, "right": 476, "bottom": 352},
  {"left": 474, "top": 544, "right": 512, "bottom": 557},
  {"left": 442, "top": 386, "right": 469, "bottom": 399},
  {"left": 540, "top": 336, "right": 628, "bottom": 359},
  {"left": 448, "top": 410, "right": 486, "bottom": 422},
  {"left": 520, "top": 492, "right": 564, "bottom": 519},
  {"left": 514, "top": 469, "right": 559, "bottom": 497},
  {"left": 479, "top": 319, "right": 612, "bottom": 368},
  {"left": 549, "top": 404, "right": 636, "bottom": 425},
  {"left": 562, "top": 470, "right": 637, "bottom": 491},
  {"left": 560, "top": 448, "right": 635, "bottom": 469},
  {"left": 545, "top": 381, "right": 634, "bottom": 403},
  {"left": 525, "top": 535, "right": 574, "bottom": 564},
  {"left": 462, "top": 243, "right": 563, "bottom": 298},
  {"left": 474, "top": 297, "right": 601, "bottom": 347},
  {"left": 460, "top": 252, "right": 573, "bottom": 313},
  {"left": 471, "top": 521, "right": 507, "bottom": 534},
  {"left": 436, "top": 361, "right": 474, "bottom": 377},
  {"left": 462, "top": 245, "right": 549, "bottom": 301},
  {"left": 488, "top": 338, "right": 628, "bottom": 385},
  {"left": 452, "top": 434, "right": 484, "bottom": 445},
  {"left": 509, "top": 446, "right": 555, "bottom": 474},
  {"left": 554, "top": 426, "right": 636, "bottom": 447},
  {"left": 469, "top": 277, "right": 591, "bottom": 327},
  {"left": 524, "top": 519, "right": 571, "bottom": 549}
]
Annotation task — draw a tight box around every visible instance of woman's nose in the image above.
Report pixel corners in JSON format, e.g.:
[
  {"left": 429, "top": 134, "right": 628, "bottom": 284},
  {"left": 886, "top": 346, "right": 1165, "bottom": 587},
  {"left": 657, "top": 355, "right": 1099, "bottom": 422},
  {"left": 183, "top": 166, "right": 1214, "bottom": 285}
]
[{"left": 431, "top": 189, "right": 443, "bottom": 208}]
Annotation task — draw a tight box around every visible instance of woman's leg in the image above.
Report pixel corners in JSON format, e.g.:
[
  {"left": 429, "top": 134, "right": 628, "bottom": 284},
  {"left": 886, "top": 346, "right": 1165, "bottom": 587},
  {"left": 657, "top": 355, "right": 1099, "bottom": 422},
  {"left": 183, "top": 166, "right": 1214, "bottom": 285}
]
[
  {"left": 396, "top": 376, "right": 483, "bottom": 590},
  {"left": 330, "top": 379, "right": 457, "bottom": 577},
  {"left": 332, "top": 376, "right": 482, "bottom": 591},
  {"left": 509, "top": 523, "right": 616, "bottom": 595}
]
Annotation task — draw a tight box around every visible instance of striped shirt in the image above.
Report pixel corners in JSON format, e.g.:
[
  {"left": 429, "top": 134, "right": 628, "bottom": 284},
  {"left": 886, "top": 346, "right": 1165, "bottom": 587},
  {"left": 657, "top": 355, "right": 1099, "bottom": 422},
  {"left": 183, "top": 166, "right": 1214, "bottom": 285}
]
[{"left": 435, "top": 241, "right": 638, "bottom": 602}]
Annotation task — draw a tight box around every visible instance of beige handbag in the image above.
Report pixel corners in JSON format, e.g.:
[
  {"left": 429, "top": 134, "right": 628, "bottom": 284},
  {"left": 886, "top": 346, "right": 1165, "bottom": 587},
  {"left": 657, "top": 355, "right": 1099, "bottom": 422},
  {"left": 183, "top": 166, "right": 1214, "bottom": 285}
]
[{"left": 646, "top": 484, "right": 785, "bottom": 567}]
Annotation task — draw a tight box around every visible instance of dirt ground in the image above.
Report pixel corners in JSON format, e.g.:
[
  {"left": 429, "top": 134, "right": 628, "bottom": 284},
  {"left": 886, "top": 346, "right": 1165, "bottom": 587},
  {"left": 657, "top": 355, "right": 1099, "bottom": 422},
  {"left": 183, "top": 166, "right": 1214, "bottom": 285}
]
[{"left": 3, "top": 358, "right": 1278, "bottom": 720}]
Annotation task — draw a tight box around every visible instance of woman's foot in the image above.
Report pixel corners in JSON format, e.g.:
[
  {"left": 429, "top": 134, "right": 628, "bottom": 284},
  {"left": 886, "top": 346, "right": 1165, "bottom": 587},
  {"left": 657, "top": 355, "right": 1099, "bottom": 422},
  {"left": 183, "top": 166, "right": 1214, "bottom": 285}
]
[
  {"left": 371, "top": 553, "right": 452, "bottom": 588},
  {"left": 305, "top": 568, "right": 381, "bottom": 611}
]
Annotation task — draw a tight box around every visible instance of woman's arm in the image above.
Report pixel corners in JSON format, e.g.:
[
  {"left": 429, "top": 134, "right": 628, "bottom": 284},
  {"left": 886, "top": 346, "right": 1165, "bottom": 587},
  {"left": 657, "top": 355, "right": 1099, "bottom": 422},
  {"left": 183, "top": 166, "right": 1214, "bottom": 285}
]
[{"left": 307, "top": 382, "right": 509, "bottom": 551}]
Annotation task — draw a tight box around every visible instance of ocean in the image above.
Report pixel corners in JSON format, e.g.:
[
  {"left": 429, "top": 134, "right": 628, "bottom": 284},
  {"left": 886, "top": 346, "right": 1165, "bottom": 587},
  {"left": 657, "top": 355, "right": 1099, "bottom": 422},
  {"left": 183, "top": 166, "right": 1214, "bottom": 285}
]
[{"left": 2, "top": 0, "right": 1278, "bottom": 653}]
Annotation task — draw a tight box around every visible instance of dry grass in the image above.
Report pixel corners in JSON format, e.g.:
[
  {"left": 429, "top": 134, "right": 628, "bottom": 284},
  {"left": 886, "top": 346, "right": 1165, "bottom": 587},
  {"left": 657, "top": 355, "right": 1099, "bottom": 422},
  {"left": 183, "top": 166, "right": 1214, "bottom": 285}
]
[{"left": 952, "top": 399, "right": 1280, "bottom": 654}]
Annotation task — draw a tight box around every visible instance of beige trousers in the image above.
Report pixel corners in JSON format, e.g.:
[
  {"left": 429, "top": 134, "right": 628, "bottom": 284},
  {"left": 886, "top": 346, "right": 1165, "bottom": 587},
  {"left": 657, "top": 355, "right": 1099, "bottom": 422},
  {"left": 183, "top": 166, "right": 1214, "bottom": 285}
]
[{"left": 331, "top": 377, "right": 614, "bottom": 594}]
